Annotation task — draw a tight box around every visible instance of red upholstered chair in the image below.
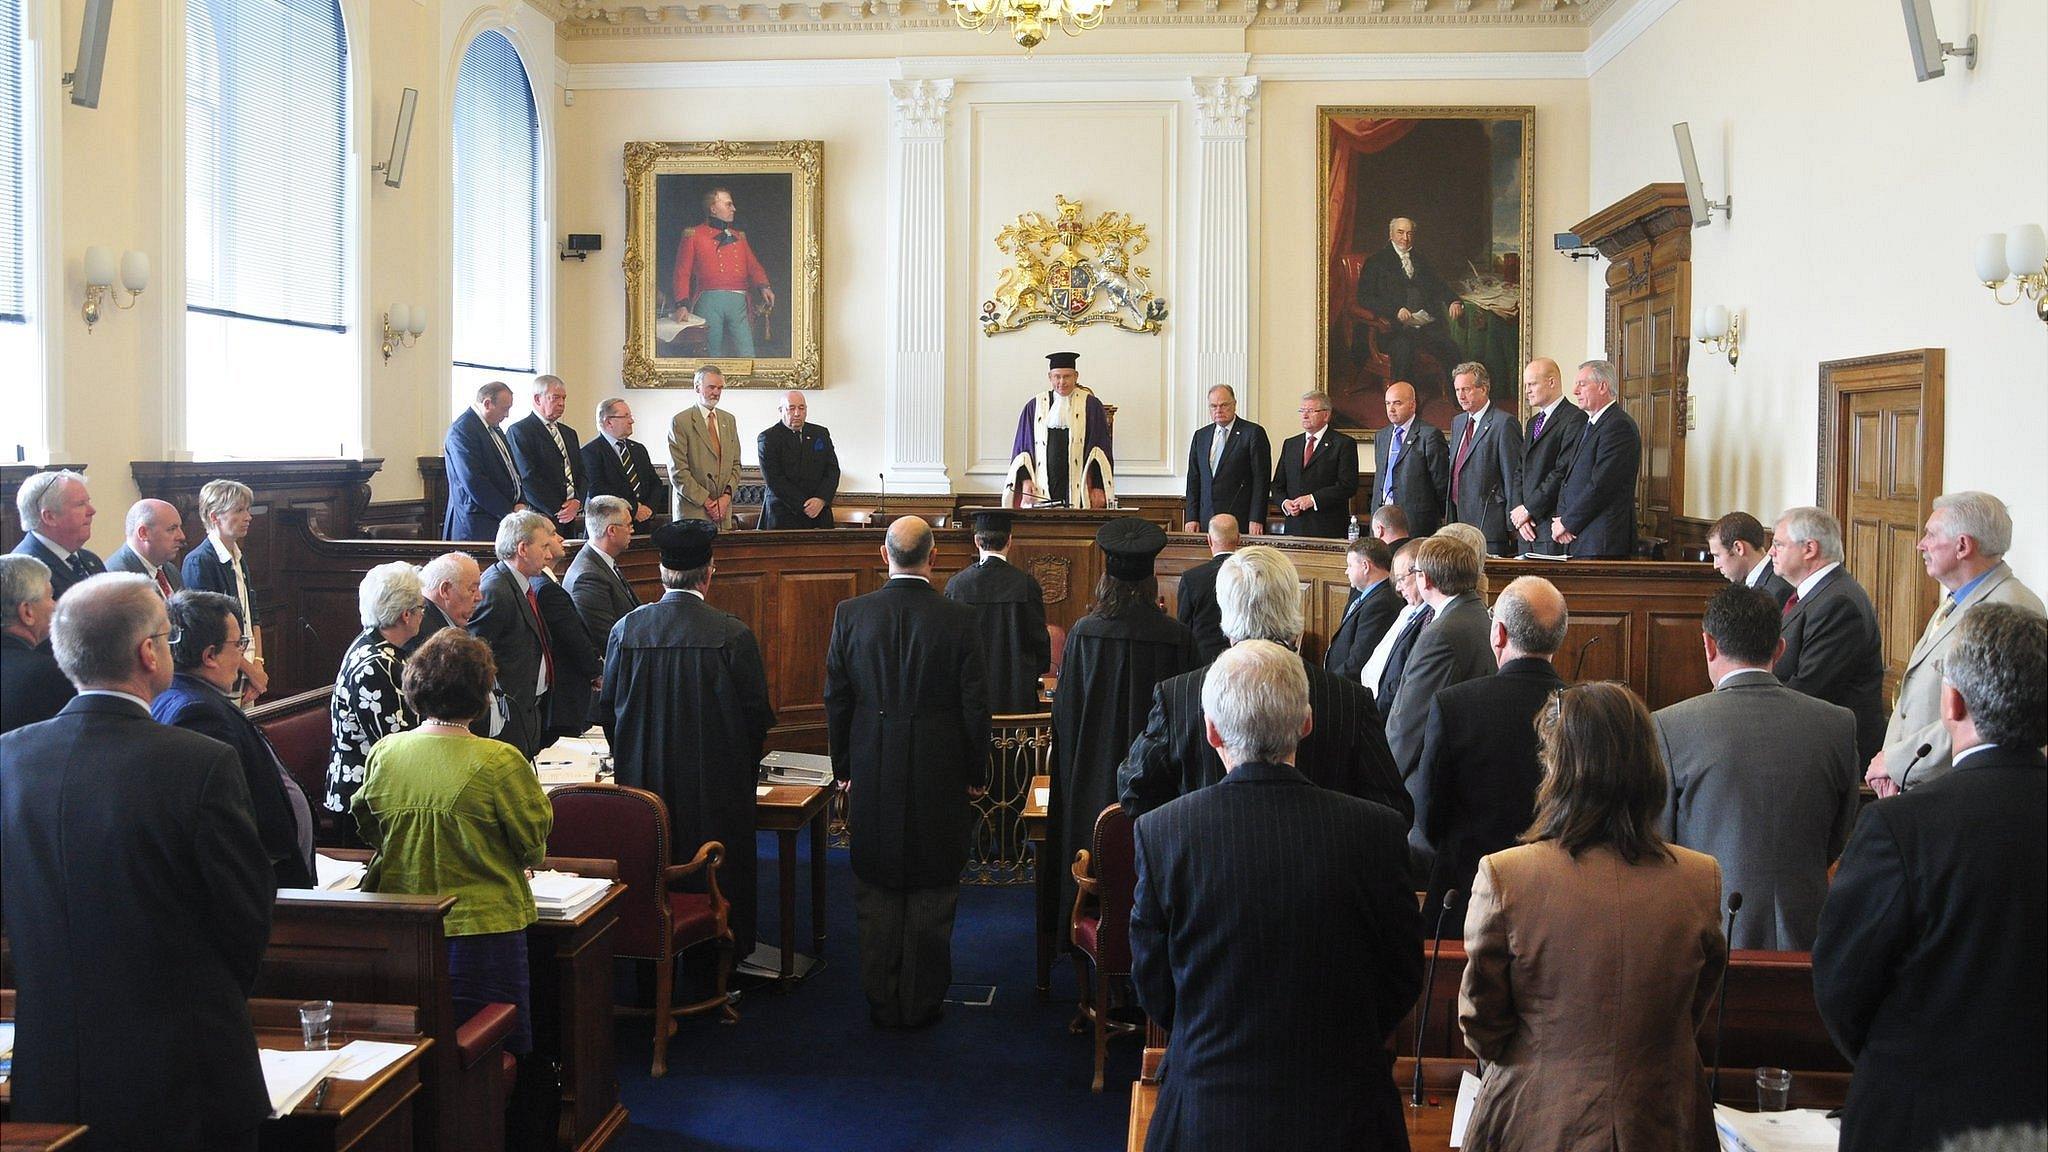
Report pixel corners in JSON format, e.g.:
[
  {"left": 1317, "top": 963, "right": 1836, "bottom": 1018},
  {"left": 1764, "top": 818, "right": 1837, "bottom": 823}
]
[
  {"left": 1047, "top": 622, "right": 1068, "bottom": 677},
  {"left": 251, "top": 686, "right": 342, "bottom": 843},
  {"left": 1070, "top": 803, "right": 1143, "bottom": 1092},
  {"left": 547, "top": 783, "right": 738, "bottom": 1077}
]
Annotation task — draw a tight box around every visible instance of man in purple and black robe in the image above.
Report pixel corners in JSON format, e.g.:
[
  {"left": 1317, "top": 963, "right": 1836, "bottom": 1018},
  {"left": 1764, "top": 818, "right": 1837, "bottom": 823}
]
[{"left": 1007, "top": 351, "right": 1114, "bottom": 509}]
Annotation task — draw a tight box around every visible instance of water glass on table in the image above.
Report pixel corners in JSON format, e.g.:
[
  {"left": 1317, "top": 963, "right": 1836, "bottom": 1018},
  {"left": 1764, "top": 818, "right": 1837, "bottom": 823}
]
[
  {"left": 299, "top": 999, "right": 334, "bottom": 1049},
  {"left": 1755, "top": 1066, "right": 1792, "bottom": 1112}
]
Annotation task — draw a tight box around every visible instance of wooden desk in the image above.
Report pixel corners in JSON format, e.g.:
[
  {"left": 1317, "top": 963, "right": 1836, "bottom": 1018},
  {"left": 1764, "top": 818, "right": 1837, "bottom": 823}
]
[
  {"left": 0, "top": 1125, "right": 86, "bottom": 1151},
  {"left": 530, "top": 880, "right": 627, "bottom": 1152},
  {"left": 250, "top": 1000, "right": 428, "bottom": 1152},
  {"left": 1021, "top": 774, "right": 1053, "bottom": 998},
  {"left": 754, "top": 784, "right": 832, "bottom": 982}
]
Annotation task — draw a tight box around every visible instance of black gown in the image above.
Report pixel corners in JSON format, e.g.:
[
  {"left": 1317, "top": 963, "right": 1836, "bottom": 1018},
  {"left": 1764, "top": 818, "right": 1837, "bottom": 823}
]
[
  {"left": 1048, "top": 604, "right": 1197, "bottom": 932},
  {"left": 943, "top": 556, "right": 1051, "bottom": 714},
  {"left": 598, "top": 589, "right": 776, "bottom": 955}
]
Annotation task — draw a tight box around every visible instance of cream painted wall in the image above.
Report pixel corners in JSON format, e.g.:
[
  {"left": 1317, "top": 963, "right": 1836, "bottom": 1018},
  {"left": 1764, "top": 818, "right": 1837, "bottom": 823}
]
[{"left": 1588, "top": 0, "right": 2048, "bottom": 576}]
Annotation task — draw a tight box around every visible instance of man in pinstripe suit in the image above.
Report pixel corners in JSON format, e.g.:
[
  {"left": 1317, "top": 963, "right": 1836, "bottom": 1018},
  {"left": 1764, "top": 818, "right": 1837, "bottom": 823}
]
[{"left": 1130, "top": 641, "right": 1422, "bottom": 1151}]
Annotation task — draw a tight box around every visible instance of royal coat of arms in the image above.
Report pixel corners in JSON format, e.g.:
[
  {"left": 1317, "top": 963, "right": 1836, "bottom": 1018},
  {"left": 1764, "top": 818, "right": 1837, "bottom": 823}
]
[{"left": 980, "top": 195, "right": 1168, "bottom": 336}]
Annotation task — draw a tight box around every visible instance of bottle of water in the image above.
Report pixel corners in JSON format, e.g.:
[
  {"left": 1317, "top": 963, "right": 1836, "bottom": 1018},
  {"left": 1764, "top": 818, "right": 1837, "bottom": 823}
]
[{"left": 1348, "top": 515, "right": 1361, "bottom": 542}]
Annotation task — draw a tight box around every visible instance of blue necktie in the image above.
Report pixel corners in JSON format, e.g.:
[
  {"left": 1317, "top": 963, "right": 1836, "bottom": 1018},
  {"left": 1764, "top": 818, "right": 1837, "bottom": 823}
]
[{"left": 1384, "top": 426, "right": 1407, "bottom": 502}]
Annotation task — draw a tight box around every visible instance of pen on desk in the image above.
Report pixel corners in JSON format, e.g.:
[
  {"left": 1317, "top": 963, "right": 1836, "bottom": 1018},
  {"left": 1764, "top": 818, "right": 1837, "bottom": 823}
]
[{"left": 311, "top": 1076, "right": 332, "bottom": 1110}]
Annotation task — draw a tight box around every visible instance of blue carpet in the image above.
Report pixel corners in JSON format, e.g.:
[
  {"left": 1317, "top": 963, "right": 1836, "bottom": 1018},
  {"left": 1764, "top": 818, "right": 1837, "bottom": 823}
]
[{"left": 610, "top": 831, "right": 1138, "bottom": 1151}]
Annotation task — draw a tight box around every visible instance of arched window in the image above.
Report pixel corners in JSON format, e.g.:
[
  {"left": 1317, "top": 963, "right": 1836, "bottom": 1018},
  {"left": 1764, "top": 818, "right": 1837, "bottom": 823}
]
[
  {"left": 185, "top": 0, "right": 354, "bottom": 458},
  {"left": 0, "top": 0, "right": 41, "bottom": 459},
  {"left": 450, "top": 28, "right": 541, "bottom": 416}
]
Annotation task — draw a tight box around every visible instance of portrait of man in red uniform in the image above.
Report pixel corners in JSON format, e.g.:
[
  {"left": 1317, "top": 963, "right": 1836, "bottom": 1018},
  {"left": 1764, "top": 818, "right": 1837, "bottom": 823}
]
[{"left": 671, "top": 186, "right": 778, "bottom": 358}]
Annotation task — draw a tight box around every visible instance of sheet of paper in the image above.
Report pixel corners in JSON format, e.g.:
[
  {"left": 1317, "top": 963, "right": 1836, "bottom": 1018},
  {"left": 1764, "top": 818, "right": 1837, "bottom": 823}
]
[
  {"left": 1032, "top": 787, "right": 1050, "bottom": 809},
  {"left": 260, "top": 1048, "right": 344, "bottom": 1117},
  {"left": 1714, "top": 1105, "right": 1840, "bottom": 1152},
  {"left": 757, "top": 785, "right": 771, "bottom": 797},
  {"left": 1448, "top": 1070, "right": 1482, "bottom": 1147},
  {"left": 314, "top": 853, "right": 366, "bottom": 891},
  {"left": 326, "top": 1039, "right": 416, "bottom": 1082}
]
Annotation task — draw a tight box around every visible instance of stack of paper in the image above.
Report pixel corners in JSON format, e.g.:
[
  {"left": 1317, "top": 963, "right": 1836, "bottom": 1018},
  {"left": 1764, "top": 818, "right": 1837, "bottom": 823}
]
[
  {"left": 314, "top": 854, "right": 366, "bottom": 891},
  {"left": 261, "top": 1048, "right": 345, "bottom": 1117},
  {"left": 760, "top": 749, "right": 835, "bottom": 787},
  {"left": 529, "top": 870, "right": 612, "bottom": 917},
  {"left": 1715, "top": 1105, "right": 1841, "bottom": 1152},
  {"left": 326, "top": 1039, "right": 416, "bottom": 1082}
]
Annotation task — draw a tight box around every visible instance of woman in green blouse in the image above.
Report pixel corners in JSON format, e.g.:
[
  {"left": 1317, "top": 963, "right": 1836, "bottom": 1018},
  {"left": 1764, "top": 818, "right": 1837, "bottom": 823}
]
[{"left": 353, "top": 628, "right": 553, "bottom": 1053}]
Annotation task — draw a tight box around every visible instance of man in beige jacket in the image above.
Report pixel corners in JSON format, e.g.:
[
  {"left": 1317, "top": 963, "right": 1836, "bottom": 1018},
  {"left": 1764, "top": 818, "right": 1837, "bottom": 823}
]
[
  {"left": 1868, "top": 491, "right": 2042, "bottom": 795},
  {"left": 668, "top": 365, "right": 742, "bottom": 528}
]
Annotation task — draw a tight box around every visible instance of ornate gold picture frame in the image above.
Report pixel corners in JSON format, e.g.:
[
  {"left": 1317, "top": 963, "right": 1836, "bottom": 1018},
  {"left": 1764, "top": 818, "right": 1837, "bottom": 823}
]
[
  {"left": 1317, "top": 107, "right": 1534, "bottom": 434},
  {"left": 623, "top": 139, "right": 823, "bottom": 389}
]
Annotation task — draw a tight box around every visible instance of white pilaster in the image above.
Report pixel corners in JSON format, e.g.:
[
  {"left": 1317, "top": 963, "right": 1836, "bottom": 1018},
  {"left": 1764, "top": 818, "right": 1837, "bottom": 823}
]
[
  {"left": 1190, "top": 76, "right": 1258, "bottom": 412},
  {"left": 885, "top": 78, "right": 954, "bottom": 494}
]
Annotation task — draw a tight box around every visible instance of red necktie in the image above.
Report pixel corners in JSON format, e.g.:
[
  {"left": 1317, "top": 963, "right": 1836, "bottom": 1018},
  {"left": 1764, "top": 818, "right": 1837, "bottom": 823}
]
[
  {"left": 1303, "top": 435, "right": 1315, "bottom": 467},
  {"left": 526, "top": 586, "right": 555, "bottom": 689},
  {"left": 1452, "top": 420, "right": 1476, "bottom": 501},
  {"left": 1782, "top": 591, "right": 1800, "bottom": 616},
  {"left": 155, "top": 569, "right": 174, "bottom": 600}
]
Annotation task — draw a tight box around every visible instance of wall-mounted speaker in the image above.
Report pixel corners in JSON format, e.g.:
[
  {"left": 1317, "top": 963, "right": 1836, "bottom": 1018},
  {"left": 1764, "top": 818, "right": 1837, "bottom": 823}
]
[
  {"left": 1900, "top": 0, "right": 1977, "bottom": 82},
  {"left": 66, "top": 0, "right": 115, "bottom": 109},
  {"left": 377, "top": 88, "right": 419, "bottom": 189},
  {"left": 1672, "top": 122, "right": 1731, "bottom": 229}
]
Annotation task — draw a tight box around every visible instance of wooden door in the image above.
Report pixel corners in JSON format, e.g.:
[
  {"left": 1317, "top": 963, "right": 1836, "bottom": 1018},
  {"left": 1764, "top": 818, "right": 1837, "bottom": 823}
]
[
  {"left": 1818, "top": 350, "right": 1944, "bottom": 695},
  {"left": 1572, "top": 185, "right": 1692, "bottom": 551}
]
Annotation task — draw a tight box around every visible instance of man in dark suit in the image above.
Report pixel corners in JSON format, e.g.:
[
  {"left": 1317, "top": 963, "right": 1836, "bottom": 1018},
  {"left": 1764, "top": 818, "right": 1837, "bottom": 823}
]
[
  {"left": 757, "top": 390, "right": 841, "bottom": 529},
  {"left": 582, "top": 397, "right": 667, "bottom": 528},
  {"left": 1323, "top": 536, "right": 1399, "bottom": 683},
  {"left": 0, "top": 556, "right": 72, "bottom": 733},
  {"left": 942, "top": 510, "right": 1049, "bottom": 714},
  {"left": 1387, "top": 537, "right": 1496, "bottom": 794},
  {"left": 443, "top": 381, "right": 528, "bottom": 541},
  {"left": 564, "top": 497, "right": 641, "bottom": 666},
  {"left": 1509, "top": 357, "right": 1587, "bottom": 556},
  {"left": 1352, "top": 215, "right": 1466, "bottom": 392},
  {"left": 405, "top": 551, "right": 483, "bottom": 657},
  {"left": 1368, "top": 504, "right": 1410, "bottom": 553},
  {"left": 9, "top": 469, "right": 104, "bottom": 600},
  {"left": 152, "top": 590, "right": 317, "bottom": 890},
  {"left": 1130, "top": 640, "right": 1421, "bottom": 1152},
  {"left": 1368, "top": 381, "right": 1451, "bottom": 538},
  {"left": 531, "top": 570, "right": 599, "bottom": 742},
  {"left": 1707, "top": 510, "right": 1795, "bottom": 609},
  {"left": 1182, "top": 385, "right": 1271, "bottom": 536},
  {"left": 1815, "top": 603, "right": 2047, "bottom": 1152},
  {"left": 467, "top": 511, "right": 562, "bottom": 760},
  {"left": 1410, "top": 575, "right": 1569, "bottom": 936},
  {"left": 601, "top": 520, "right": 776, "bottom": 957},
  {"left": 1446, "top": 363, "right": 1525, "bottom": 556},
  {"left": 1550, "top": 359, "right": 1640, "bottom": 559},
  {"left": 505, "top": 375, "right": 588, "bottom": 530},
  {"left": 1172, "top": 514, "right": 1239, "bottom": 666},
  {"left": 105, "top": 498, "right": 187, "bottom": 600},
  {"left": 0, "top": 575, "right": 273, "bottom": 1150},
  {"left": 1362, "top": 539, "right": 1426, "bottom": 714},
  {"left": 1271, "top": 391, "right": 1357, "bottom": 538},
  {"left": 1771, "top": 506, "right": 1888, "bottom": 763},
  {"left": 1656, "top": 585, "right": 1859, "bottom": 950},
  {"left": 1120, "top": 545, "right": 1409, "bottom": 825},
  {"left": 825, "top": 517, "right": 991, "bottom": 1028}
]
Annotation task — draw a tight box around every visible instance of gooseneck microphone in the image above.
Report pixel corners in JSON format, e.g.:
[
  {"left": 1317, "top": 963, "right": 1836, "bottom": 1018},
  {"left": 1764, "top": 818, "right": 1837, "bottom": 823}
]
[
  {"left": 877, "top": 472, "right": 886, "bottom": 514},
  {"left": 1707, "top": 891, "right": 1743, "bottom": 1103},
  {"left": 1412, "top": 889, "right": 1461, "bottom": 1108},
  {"left": 1571, "top": 634, "right": 1602, "bottom": 680},
  {"left": 1894, "top": 742, "right": 1935, "bottom": 792}
]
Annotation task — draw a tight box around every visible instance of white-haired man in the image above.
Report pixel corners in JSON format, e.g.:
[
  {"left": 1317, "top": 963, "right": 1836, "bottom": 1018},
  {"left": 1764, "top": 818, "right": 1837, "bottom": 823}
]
[
  {"left": 505, "top": 375, "right": 588, "bottom": 527},
  {"left": 1130, "top": 639, "right": 1422, "bottom": 1151},
  {"left": 0, "top": 555, "right": 72, "bottom": 732},
  {"left": 406, "top": 551, "right": 484, "bottom": 655},
  {"left": 1771, "top": 505, "right": 1886, "bottom": 763},
  {"left": 467, "top": 511, "right": 562, "bottom": 759},
  {"left": 10, "top": 469, "right": 103, "bottom": 599}
]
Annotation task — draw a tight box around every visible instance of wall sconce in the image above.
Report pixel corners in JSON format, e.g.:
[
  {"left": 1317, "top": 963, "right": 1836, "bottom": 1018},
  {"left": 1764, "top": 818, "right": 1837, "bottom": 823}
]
[
  {"left": 382, "top": 304, "right": 427, "bottom": 363},
  {"left": 82, "top": 246, "right": 148, "bottom": 331},
  {"left": 1975, "top": 225, "right": 2048, "bottom": 326},
  {"left": 1694, "top": 304, "right": 1740, "bottom": 369}
]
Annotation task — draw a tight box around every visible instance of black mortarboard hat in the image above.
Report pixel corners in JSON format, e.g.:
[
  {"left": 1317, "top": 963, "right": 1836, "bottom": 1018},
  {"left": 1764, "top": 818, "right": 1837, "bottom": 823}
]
[
  {"left": 1046, "top": 351, "right": 1080, "bottom": 371},
  {"left": 653, "top": 518, "right": 716, "bottom": 570},
  {"left": 1095, "top": 517, "right": 1166, "bottom": 582},
  {"left": 971, "top": 510, "right": 1015, "bottom": 535}
]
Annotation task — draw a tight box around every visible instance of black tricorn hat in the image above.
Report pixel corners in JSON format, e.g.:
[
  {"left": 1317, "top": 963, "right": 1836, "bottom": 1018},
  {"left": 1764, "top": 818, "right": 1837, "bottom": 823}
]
[
  {"left": 652, "top": 518, "right": 716, "bottom": 570},
  {"left": 1095, "top": 517, "right": 1166, "bottom": 581}
]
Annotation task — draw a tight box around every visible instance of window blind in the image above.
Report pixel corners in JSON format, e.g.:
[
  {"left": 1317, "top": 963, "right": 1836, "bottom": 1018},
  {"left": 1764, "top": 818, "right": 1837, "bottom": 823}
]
[
  {"left": 185, "top": 0, "right": 348, "bottom": 331},
  {"left": 0, "top": 0, "right": 27, "bottom": 324},
  {"left": 451, "top": 29, "right": 539, "bottom": 375}
]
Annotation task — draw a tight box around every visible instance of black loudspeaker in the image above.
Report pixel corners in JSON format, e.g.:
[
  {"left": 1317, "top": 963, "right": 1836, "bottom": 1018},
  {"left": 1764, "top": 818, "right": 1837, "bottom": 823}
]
[
  {"left": 67, "top": 0, "right": 115, "bottom": 109},
  {"left": 560, "top": 234, "right": 602, "bottom": 261}
]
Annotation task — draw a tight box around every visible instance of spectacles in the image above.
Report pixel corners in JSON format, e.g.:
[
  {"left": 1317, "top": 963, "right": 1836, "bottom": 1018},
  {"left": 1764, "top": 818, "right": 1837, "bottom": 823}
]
[
  {"left": 230, "top": 635, "right": 255, "bottom": 651},
  {"left": 151, "top": 627, "right": 184, "bottom": 646}
]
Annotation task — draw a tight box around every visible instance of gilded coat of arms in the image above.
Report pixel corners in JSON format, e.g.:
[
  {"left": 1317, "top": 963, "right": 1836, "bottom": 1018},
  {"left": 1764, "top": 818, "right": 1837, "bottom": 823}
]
[{"left": 981, "top": 195, "right": 1168, "bottom": 337}]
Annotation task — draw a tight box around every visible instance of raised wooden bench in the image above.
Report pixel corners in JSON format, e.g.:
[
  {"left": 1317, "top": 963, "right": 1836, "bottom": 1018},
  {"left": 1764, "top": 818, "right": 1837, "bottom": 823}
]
[{"left": 255, "top": 890, "right": 515, "bottom": 1152}]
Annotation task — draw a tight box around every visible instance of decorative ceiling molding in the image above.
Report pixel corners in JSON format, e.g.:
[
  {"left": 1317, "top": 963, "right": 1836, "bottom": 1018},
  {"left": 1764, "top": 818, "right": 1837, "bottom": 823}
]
[
  {"left": 554, "top": 0, "right": 1626, "bottom": 38},
  {"left": 1582, "top": 0, "right": 1681, "bottom": 75}
]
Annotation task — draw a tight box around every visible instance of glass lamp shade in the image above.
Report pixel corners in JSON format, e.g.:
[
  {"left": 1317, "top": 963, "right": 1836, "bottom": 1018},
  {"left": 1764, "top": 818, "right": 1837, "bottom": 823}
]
[
  {"left": 1974, "top": 233, "right": 2010, "bottom": 283},
  {"left": 84, "top": 246, "right": 116, "bottom": 287},
  {"left": 1694, "top": 303, "right": 1730, "bottom": 339},
  {"left": 388, "top": 304, "right": 410, "bottom": 332},
  {"left": 407, "top": 306, "right": 427, "bottom": 336},
  {"left": 119, "top": 251, "right": 150, "bottom": 292},
  {"left": 2007, "top": 224, "right": 2047, "bottom": 276}
]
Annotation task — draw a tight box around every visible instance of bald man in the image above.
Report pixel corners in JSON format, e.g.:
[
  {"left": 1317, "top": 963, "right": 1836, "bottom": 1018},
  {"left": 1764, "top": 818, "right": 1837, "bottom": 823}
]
[
  {"left": 107, "top": 499, "right": 189, "bottom": 599},
  {"left": 758, "top": 390, "right": 840, "bottom": 529},
  {"left": 826, "top": 517, "right": 991, "bottom": 1028},
  {"left": 1508, "top": 358, "right": 1587, "bottom": 557},
  {"left": 1368, "top": 381, "right": 1450, "bottom": 538}
]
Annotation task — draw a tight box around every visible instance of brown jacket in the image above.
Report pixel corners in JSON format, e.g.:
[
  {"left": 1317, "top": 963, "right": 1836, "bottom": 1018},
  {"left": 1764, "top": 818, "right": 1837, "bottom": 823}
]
[{"left": 1458, "top": 840, "right": 1726, "bottom": 1152}]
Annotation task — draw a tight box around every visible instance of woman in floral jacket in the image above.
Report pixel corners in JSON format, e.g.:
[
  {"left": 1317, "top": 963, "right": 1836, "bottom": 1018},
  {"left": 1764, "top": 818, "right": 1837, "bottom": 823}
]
[{"left": 325, "top": 562, "right": 426, "bottom": 841}]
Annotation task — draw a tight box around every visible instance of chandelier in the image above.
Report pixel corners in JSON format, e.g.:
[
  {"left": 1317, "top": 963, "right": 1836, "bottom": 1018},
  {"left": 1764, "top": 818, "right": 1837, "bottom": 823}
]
[{"left": 947, "top": 0, "right": 1110, "bottom": 50}]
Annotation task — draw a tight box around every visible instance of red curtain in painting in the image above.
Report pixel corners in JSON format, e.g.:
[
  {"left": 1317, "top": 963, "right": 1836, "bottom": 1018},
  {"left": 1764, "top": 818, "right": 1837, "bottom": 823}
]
[{"left": 1326, "top": 117, "right": 1419, "bottom": 332}]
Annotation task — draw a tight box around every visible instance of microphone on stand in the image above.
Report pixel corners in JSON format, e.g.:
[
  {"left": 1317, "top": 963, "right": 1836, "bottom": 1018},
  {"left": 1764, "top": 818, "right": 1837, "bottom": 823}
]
[
  {"left": 1894, "top": 742, "right": 1935, "bottom": 792},
  {"left": 1707, "top": 891, "right": 1743, "bottom": 1104},
  {"left": 1412, "top": 889, "right": 1462, "bottom": 1108},
  {"left": 877, "top": 473, "right": 886, "bottom": 515},
  {"left": 1571, "top": 634, "right": 1602, "bottom": 681}
]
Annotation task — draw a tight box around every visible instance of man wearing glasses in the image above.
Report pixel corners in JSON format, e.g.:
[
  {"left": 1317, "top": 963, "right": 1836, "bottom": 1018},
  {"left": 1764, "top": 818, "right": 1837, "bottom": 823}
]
[
  {"left": 1271, "top": 391, "right": 1359, "bottom": 538},
  {"left": 1, "top": 574, "right": 275, "bottom": 1151},
  {"left": 152, "top": 589, "right": 318, "bottom": 890}
]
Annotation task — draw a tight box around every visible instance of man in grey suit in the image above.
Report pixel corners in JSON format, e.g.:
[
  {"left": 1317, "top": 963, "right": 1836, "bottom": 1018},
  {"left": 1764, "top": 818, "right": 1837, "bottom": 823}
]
[
  {"left": 668, "top": 366, "right": 742, "bottom": 527},
  {"left": 1446, "top": 363, "right": 1524, "bottom": 556},
  {"left": 1367, "top": 381, "right": 1450, "bottom": 538},
  {"left": 467, "top": 511, "right": 563, "bottom": 760},
  {"left": 1868, "top": 491, "right": 2042, "bottom": 796},
  {"left": 105, "top": 499, "right": 187, "bottom": 600},
  {"left": 564, "top": 497, "right": 642, "bottom": 651},
  {"left": 1656, "top": 584, "right": 1859, "bottom": 950},
  {"left": 1386, "top": 536, "right": 1495, "bottom": 791}
]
